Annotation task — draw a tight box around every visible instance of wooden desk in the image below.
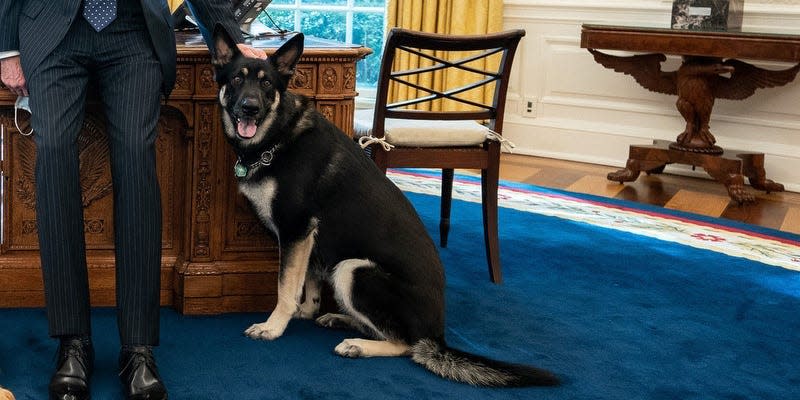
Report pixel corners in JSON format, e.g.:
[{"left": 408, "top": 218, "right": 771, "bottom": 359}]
[
  {"left": 0, "top": 33, "right": 370, "bottom": 314},
  {"left": 581, "top": 24, "right": 800, "bottom": 203}
]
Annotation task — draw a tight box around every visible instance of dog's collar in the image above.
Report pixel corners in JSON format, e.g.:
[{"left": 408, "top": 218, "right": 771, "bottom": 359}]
[{"left": 234, "top": 144, "right": 281, "bottom": 179}]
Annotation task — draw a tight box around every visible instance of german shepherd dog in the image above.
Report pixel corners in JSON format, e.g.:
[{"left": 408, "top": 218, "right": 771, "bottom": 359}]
[{"left": 211, "top": 26, "right": 559, "bottom": 387}]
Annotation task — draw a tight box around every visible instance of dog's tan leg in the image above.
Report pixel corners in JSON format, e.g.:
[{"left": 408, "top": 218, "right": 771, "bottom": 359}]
[
  {"left": 245, "top": 226, "right": 317, "bottom": 340},
  {"left": 334, "top": 339, "right": 410, "bottom": 358},
  {"left": 0, "top": 386, "right": 15, "bottom": 400},
  {"left": 296, "top": 276, "right": 321, "bottom": 319}
]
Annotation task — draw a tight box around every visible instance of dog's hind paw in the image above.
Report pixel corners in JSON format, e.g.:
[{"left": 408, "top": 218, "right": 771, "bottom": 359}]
[
  {"left": 295, "top": 303, "right": 319, "bottom": 320},
  {"left": 334, "top": 339, "right": 364, "bottom": 358},
  {"left": 316, "top": 313, "right": 357, "bottom": 330},
  {"left": 244, "top": 322, "right": 284, "bottom": 340}
]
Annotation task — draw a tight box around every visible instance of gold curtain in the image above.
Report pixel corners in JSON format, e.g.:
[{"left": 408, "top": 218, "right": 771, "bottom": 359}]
[
  {"left": 384, "top": 0, "right": 504, "bottom": 111},
  {"left": 167, "top": 0, "right": 183, "bottom": 12}
]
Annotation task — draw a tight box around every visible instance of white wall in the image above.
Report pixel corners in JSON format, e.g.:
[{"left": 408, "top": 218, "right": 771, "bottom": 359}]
[{"left": 502, "top": 0, "right": 800, "bottom": 191}]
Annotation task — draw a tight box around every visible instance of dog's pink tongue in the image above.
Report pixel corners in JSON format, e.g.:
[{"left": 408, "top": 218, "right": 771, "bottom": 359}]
[{"left": 238, "top": 120, "right": 257, "bottom": 138}]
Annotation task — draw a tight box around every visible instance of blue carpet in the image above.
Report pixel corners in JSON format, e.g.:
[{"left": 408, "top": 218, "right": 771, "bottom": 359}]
[{"left": 2, "top": 184, "right": 800, "bottom": 399}]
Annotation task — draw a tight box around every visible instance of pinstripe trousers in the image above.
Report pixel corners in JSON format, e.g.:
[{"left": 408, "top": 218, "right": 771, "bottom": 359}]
[{"left": 27, "top": 1, "right": 163, "bottom": 346}]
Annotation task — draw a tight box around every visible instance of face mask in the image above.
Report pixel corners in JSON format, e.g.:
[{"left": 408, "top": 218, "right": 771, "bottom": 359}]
[
  {"left": 14, "top": 95, "right": 34, "bottom": 136},
  {"left": 15, "top": 95, "right": 31, "bottom": 113}
]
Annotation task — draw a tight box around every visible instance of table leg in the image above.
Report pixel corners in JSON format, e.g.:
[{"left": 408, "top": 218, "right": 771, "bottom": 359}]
[
  {"left": 607, "top": 140, "right": 784, "bottom": 203},
  {"left": 607, "top": 158, "right": 669, "bottom": 183},
  {"left": 703, "top": 165, "right": 755, "bottom": 204},
  {"left": 738, "top": 152, "right": 785, "bottom": 193}
]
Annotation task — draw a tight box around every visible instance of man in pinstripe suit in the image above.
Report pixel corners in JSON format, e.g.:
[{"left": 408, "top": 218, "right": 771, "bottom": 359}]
[{"left": 0, "top": 1, "right": 266, "bottom": 399}]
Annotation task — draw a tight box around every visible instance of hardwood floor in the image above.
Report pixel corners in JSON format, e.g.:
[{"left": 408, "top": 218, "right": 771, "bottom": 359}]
[{"left": 498, "top": 154, "right": 800, "bottom": 235}]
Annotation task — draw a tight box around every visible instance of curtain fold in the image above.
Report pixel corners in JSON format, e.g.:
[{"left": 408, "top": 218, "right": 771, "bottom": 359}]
[
  {"left": 387, "top": 0, "right": 503, "bottom": 35},
  {"left": 384, "top": 0, "right": 505, "bottom": 111}
]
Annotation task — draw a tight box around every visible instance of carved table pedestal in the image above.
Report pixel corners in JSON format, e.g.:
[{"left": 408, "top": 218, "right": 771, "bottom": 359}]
[{"left": 581, "top": 24, "right": 800, "bottom": 203}]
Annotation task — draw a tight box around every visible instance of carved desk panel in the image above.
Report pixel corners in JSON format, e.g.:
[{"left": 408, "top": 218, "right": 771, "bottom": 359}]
[{"left": 0, "top": 34, "right": 370, "bottom": 314}]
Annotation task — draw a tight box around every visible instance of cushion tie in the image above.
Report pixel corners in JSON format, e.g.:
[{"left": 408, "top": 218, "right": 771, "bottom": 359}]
[
  {"left": 358, "top": 136, "right": 395, "bottom": 151},
  {"left": 486, "top": 129, "right": 516, "bottom": 153}
]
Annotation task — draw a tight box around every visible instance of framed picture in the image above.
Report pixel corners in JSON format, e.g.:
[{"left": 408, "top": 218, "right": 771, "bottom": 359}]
[{"left": 671, "top": 0, "right": 744, "bottom": 31}]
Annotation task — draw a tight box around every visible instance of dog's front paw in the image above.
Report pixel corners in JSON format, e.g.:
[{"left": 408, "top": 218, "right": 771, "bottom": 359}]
[
  {"left": 244, "top": 322, "right": 285, "bottom": 341},
  {"left": 334, "top": 339, "right": 364, "bottom": 358}
]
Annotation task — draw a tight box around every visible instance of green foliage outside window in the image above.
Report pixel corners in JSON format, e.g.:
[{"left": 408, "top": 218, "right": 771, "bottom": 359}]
[{"left": 257, "top": 3, "right": 385, "bottom": 88}]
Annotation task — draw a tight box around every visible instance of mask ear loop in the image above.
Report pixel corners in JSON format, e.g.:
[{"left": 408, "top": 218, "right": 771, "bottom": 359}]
[{"left": 15, "top": 102, "right": 34, "bottom": 136}]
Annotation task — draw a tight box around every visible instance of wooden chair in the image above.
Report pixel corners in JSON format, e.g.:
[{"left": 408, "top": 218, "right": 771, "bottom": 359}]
[{"left": 355, "top": 27, "right": 525, "bottom": 283}]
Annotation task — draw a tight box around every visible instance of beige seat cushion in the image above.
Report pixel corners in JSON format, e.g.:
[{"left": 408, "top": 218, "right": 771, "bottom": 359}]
[{"left": 353, "top": 108, "right": 488, "bottom": 147}]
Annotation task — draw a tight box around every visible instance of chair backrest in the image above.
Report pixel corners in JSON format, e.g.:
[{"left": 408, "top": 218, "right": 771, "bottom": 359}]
[{"left": 371, "top": 27, "right": 526, "bottom": 140}]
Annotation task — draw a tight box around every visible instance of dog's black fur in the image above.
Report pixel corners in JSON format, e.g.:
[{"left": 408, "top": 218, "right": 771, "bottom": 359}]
[{"left": 211, "top": 25, "right": 558, "bottom": 387}]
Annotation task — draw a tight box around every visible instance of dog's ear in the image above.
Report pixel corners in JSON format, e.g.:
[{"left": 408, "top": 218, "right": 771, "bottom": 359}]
[
  {"left": 270, "top": 33, "right": 304, "bottom": 82},
  {"left": 211, "top": 23, "right": 241, "bottom": 67}
]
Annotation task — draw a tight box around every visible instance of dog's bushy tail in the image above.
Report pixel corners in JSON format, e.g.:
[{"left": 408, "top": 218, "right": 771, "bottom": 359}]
[{"left": 410, "top": 339, "right": 559, "bottom": 387}]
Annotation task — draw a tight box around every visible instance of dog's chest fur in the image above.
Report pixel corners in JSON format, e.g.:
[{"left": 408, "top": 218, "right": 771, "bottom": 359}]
[{"left": 238, "top": 178, "right": 279, "bottom": 238}]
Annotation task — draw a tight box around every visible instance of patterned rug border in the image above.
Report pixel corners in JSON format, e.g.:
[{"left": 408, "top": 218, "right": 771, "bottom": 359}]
[{"left": 388, "top": 169, "right": 800, "bottom": 272}]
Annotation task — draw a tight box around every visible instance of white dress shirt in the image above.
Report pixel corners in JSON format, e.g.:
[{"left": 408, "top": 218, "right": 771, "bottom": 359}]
[{"left": 0, "top": 50, "right": 20, "bottom": 59}]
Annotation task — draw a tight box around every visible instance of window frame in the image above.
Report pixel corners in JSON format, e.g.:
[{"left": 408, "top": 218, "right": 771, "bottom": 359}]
[
  {"left": 269, "top": 0, "right": 386, "bottom": 45},
  {"left": 264, "top": 0, "right": 386, "bottom": 97}
]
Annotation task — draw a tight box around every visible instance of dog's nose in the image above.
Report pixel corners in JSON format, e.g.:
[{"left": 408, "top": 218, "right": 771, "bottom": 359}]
[{"left": 240, "top": 97, "right": 260, "bottom": 116}]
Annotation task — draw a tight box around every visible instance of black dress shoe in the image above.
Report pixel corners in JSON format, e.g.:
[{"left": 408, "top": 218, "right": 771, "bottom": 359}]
[
  {"left": 49, "top": 336, "right": 94, "bottom": 400},
  {"left": 119, "top": 346, "right": 168, "bottom": 400}
]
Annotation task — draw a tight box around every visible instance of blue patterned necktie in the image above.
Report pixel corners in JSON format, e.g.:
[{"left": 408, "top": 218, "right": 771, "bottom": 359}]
[{"left": 83, "top": 0, "right": 117, "bottom": 32}]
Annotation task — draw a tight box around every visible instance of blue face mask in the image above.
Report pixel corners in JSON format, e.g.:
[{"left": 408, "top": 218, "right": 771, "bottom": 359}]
[
  {"left": 14, "top": 95, "right": 34, "bottom": 136},
  {"left": 15, "top": 95, "right": 30, "bottom": 113}
]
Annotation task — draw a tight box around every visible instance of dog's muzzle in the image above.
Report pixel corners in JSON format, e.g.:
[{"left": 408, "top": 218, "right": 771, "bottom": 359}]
[{"left": 236, "top": 97, "right": 261, "bottom": 139}]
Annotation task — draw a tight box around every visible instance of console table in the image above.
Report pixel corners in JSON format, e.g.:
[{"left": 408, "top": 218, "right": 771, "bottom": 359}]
[
  {"left": 581, "top": 24, "right": 800, "bottom": 203},
  {"left": 0, "top": 33, "right": 370, "bottom": 314}
]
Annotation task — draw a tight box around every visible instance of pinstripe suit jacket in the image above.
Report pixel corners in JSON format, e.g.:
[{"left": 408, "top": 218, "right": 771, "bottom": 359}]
[{"left": 0, "top": 0, "right": 243, "bottom": 94}]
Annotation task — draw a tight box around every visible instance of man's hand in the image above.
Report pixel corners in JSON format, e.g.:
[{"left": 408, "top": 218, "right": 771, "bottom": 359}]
[
  {"left": 236, "top": 43, "right": 267, "bottom": 59},
  {"left": 0, "top": 56, "right": 28, "bottom": 96}
]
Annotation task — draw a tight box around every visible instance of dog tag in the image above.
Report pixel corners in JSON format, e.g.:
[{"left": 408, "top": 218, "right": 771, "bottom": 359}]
[{"left": 234, "top": 161, "right": 248, "bottom": 178}]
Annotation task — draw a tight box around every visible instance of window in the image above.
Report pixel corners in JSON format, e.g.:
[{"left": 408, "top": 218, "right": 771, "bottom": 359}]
[{"left": 257, "top": 0, "right": 386, "bottom": 91}]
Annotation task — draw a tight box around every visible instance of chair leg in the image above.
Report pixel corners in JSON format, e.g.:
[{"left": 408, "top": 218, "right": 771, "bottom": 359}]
[
  {"left": 373, "top": 145, "right": 389, "bottom": 174},
  {"left": 482, "top": 145, "right": 502, "bottom": 283},
  {"left": 440, "top": 168, "right": 454, "bottom": 248}
]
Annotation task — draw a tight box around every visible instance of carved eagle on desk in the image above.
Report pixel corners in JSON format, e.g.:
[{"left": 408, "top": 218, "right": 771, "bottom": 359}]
[
  {"left": 588, "top": 49, "right": 800, "bottom": 150},
  {"left": 15, "top": 112, "right": 113, "bottom": 210}
]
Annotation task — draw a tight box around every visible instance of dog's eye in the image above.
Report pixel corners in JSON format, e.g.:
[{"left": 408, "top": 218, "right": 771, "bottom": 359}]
[
  {"left": 232, "top": 76, "right": 243, "bottom": 85},
  {"left": 262, "top": 80, "right": 271, "bottom": 88}
]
